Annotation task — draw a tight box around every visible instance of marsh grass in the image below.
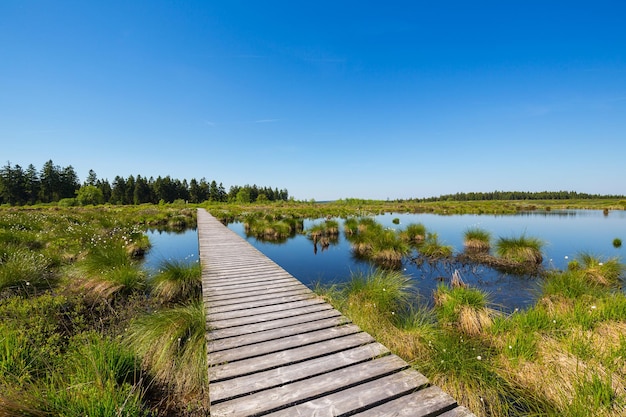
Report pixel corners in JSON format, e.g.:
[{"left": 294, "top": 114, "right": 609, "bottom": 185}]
[
  {"left": 0, "top": 206, "right": 202, "bottom": 416},
  {"left": 568, "top": 252, "right": 624, "bottom": 287},
  {"left": 495, "top": 234, "right": 544, "bottom": 265},
  {"left": 434, "top": 276, "right": 498, "bottom": 337},
  {"left": 343, "top": 217, "right": 358, "bottom": 235},
  {"left": 75, "top": 236, "right": 146, "bottom": 300},
  {"left": 347, "top": 219, "right": 410, "bottom": 268},
  {"left": 419, "top": 232, "right": 454, "bottom": 258},
  {"left": 151, "top": 259, "right": 202, "bottom": 304},
  {"left": 244, "top": 216, "right": 299, "bottom": 241},
  {"left": 463, "top": 227, "right": 491, "bottom": 252},
  {"left": 0, "top": 333, "right": 146, "bottom": 417},
  {"left": 0, "top": 245, "right": 52, "bottom": 294},
  {"left": 400, "top": 223, "right": 426, "bottom": 245},
  {"left": 125, "top": 300, "right": 208, "bottom": 402}
]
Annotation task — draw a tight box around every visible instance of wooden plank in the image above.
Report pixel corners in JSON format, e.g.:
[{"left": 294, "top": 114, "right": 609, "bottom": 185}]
[
  {"left": 208, "top": 324, "right": 363, "bottom": 365},
  {"left": 207, "top": 287, "right": 313, "bottom": 308},
  {"left": 208, "top": 298, "right": 326, "bottom": 321},
  {"left": 264, "top": 367, "right": 430, "bottom": 417},
  {"left": 208, "top": 302, "right": 333, "bottom": 329},
  {"left": 208, "top": 315, "right": 351, "bottom": 353},
  {"left": 210, "top": 354, "right": 410, "bottom": 417},
  {"left": 210, "top": 342, "right": 390, "bottom": 403},
  {"left": 209, "top": 292, "right": 317, "bottom": 314},
  {"left": 209, "top": 332, "right": 376, "bottom": 381},
  {"left": 208, "top": 309, "right": 343, "bottom": 340},
  {"left": 205, "top": 281, "right": 306, "bottom": 298},
  {"left": 204, "top": 282, "right": 307, "bottom": 302},
  {"left": 439, "top": 406, "right": 476, "bottom": 417},
  {"left": 352, "top": 385, "right": 458, "bottom": 417}
]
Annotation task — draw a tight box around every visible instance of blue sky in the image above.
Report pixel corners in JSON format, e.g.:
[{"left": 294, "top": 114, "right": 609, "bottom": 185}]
[{"left": 2, "top": 1, "right": 625, "bottom": 200}]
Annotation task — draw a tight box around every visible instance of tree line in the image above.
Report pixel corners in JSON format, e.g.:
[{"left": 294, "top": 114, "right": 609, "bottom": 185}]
[
  {"left": 0, "top": 160, "right": 289, "bottom": 206},
  {"left": 418, "top": 190, "right": 625, "bottom": 202}
]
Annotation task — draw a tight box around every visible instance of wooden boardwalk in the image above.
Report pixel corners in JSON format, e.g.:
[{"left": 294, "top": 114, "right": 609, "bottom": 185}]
[{"left": 198, "top": 209, "right": 475, "bottom": 417}]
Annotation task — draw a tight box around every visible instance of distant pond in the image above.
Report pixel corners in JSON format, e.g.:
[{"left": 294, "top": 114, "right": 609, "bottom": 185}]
[{"left": 144, "top": 210, "right": 625, "bottom": 312}]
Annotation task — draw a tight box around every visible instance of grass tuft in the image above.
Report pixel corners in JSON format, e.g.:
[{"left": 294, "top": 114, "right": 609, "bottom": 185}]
[{"left": 151, "top": 259, "right": 202, "bottom": 304}]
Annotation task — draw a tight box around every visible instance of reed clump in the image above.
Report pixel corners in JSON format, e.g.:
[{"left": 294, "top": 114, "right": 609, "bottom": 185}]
[
  {"left": 418, "top": 232, "right": 454, "bottom": 258},
  {"left": 400, "top": 223, "right": 426, "bottom": 245},
  {"left": 151, "top": 259, "right": 202, "bottom": 304},
  {"left": 463, "top": 227, "right": 491, "bottom": 252},
  {"left": 125, "top": 300, "right": 208, "bottom": 402},
  {"left": 568, "top": 252, "right": 624, "bottom": 287},
  {"left": 495, "top": 234, "right": 544, "bottom": 265},
  {"left": 347, "top": 218, "right": 410, "bottom": 268}
]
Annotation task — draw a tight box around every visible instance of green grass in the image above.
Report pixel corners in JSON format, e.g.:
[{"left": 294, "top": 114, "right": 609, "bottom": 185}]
[
  {"left": 463, "top": 227, "right": 491, "bottom": 252},
  {"left": 419, "top": 232, "right": 454, "bottom": 258},
  {"left": 495, "top": 234, "right": 544, "bottom": 265},
  {"left": 151, "top": 259, "right": 202, "bottom": 304},
  {"left": 125, "top": 300, "right": 208, "bottom": 399},
  {"left": 0, "top": 246, "right": 52, "bottom": 294},
  {"left": 400, "top": 223, "right": 426, "bottom": 244},
  {"left": 0, "top": 205, "right": 202, "bottom": 416},
  {"left": 568, "top": 252, "right": 624, "bottom": 287}
]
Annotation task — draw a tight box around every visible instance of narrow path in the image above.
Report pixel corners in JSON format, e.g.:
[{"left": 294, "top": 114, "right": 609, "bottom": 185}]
[{"left": 198, "top": 209, "right": 475, "bottom": 417}]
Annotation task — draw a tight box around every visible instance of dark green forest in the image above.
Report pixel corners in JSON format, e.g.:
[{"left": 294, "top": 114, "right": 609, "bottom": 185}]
[
  {"left": 418, "top": 190, "right": 625, "bottom": 202},
  {"left": 0, "top": 160, "right": 289, "bottom": 206}
]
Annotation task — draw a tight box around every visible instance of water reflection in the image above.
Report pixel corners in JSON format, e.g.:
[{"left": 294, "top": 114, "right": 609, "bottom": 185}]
[
  {"left": 227, "top": 210, "right": 624, "bottom": 312},
  {"left": 140, "top": 211, "right": 623, "bottom": 312},
  {"left": 143, "top": 228, "right": 199, "bottom": 272}
]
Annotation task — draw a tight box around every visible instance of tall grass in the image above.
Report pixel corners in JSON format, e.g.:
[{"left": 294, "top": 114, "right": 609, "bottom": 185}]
[
  {"left": 151, "top": 259, "right": 202, "bottom": 304},
  {"left": 463, "top": 227, "right": 491, "bottom": 252},
  {"left": 434, "top": 274, "right": 498, "bottom": 336},
  {"left": 125, "top": 300, "right": 208, "bottom": 400},
  {"left": 419, "top": 232, "right": 454, "bottom": 258},
  {"left": 0, "top": 246, "right": 52, "bottom": 293},
  {"left": 400, "top": 223, "right": 427, "bottom": 244},
  {"left": 495, "top": 234, "right": 544, "bottom": 265},
  {"left": 568, "top": 252, "right": 624, "bottom": 287},
  {"left": 0, "top": 333, "right": 147, "bottom": 417}
]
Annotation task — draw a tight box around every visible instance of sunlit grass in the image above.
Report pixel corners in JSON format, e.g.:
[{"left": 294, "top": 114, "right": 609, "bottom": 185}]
[
  {"left": 568, "top": 252, "right": 624, "bottom": 287},
  {"left": 125, "top": 300, "right": 208, "bottom": 401},
  {"left": 495, "top": 234, "right": 544, "bottom": 265},
  {"left": 463, "top": 227, "right": 491, "bottom": 252},
  {"left": 151, "top": 259, "right": 202, "bottom": 304}
]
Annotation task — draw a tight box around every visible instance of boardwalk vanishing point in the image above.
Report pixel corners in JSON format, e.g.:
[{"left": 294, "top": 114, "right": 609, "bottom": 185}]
[{"left": 198, "top": 209, "right": 476, "bottom": 417}]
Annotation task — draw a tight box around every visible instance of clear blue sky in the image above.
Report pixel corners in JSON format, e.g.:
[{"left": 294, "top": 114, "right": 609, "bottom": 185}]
[{"left": 2, "top": 1, "right": 625, "bottom": 200}]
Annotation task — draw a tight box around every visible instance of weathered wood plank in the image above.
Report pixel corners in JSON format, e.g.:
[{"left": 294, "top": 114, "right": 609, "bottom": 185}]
[
  {"left": 210, "top": 354, "right": 410, "bottom": 417},
  {"left": 264, "top": 367, "right": 430, "bottom": 417},
  {"left": 208, "top": 324, "right": 363, "bottom": 365},
  {"left": 209, "top": 332, "right": 376, "bottom": 382},
  {"left": 438, "top": 406, "right": 477, "bottom": 417},
  {"left": 209, "top": 292, "right": 316, "bottom": 314},
  {"left": 208, "top": 298, "right": 326, "bottom": 321},
  {"left": 204, "top": 282, "right": 306, "bottom": 302},
  {"left": 352, "top": 385, "right": 458, "bottom": 417},
  {"left": 208, "top": 302, "right": 333, "bottom": 330},
  {"left": 210, "top": 342, "right": 390, "bottom": 403},
  {"left": 208, "top": 309, "right": 343, "bottom": 340},
  {"left": 208, "top": 315, "right": 351, "bottom": 353},
  {"left": 208, "top": 287, "right": 313, "bottom": 309}
]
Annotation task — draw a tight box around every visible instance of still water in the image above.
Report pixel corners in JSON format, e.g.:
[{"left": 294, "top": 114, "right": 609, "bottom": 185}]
[
  {"left": 144, "top": 210, "right": 625, "bottom": 311},
  {"left": 143, "top": 228, "right": 199, "bottom": 272}
]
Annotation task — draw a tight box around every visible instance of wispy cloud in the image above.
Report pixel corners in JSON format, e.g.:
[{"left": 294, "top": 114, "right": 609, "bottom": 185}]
[
  {"left": 254, "top": 119, "right": 280, "bottom": 123},
  {"left": 205, "top": 120, "right": 216, "bottom": 127}
]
